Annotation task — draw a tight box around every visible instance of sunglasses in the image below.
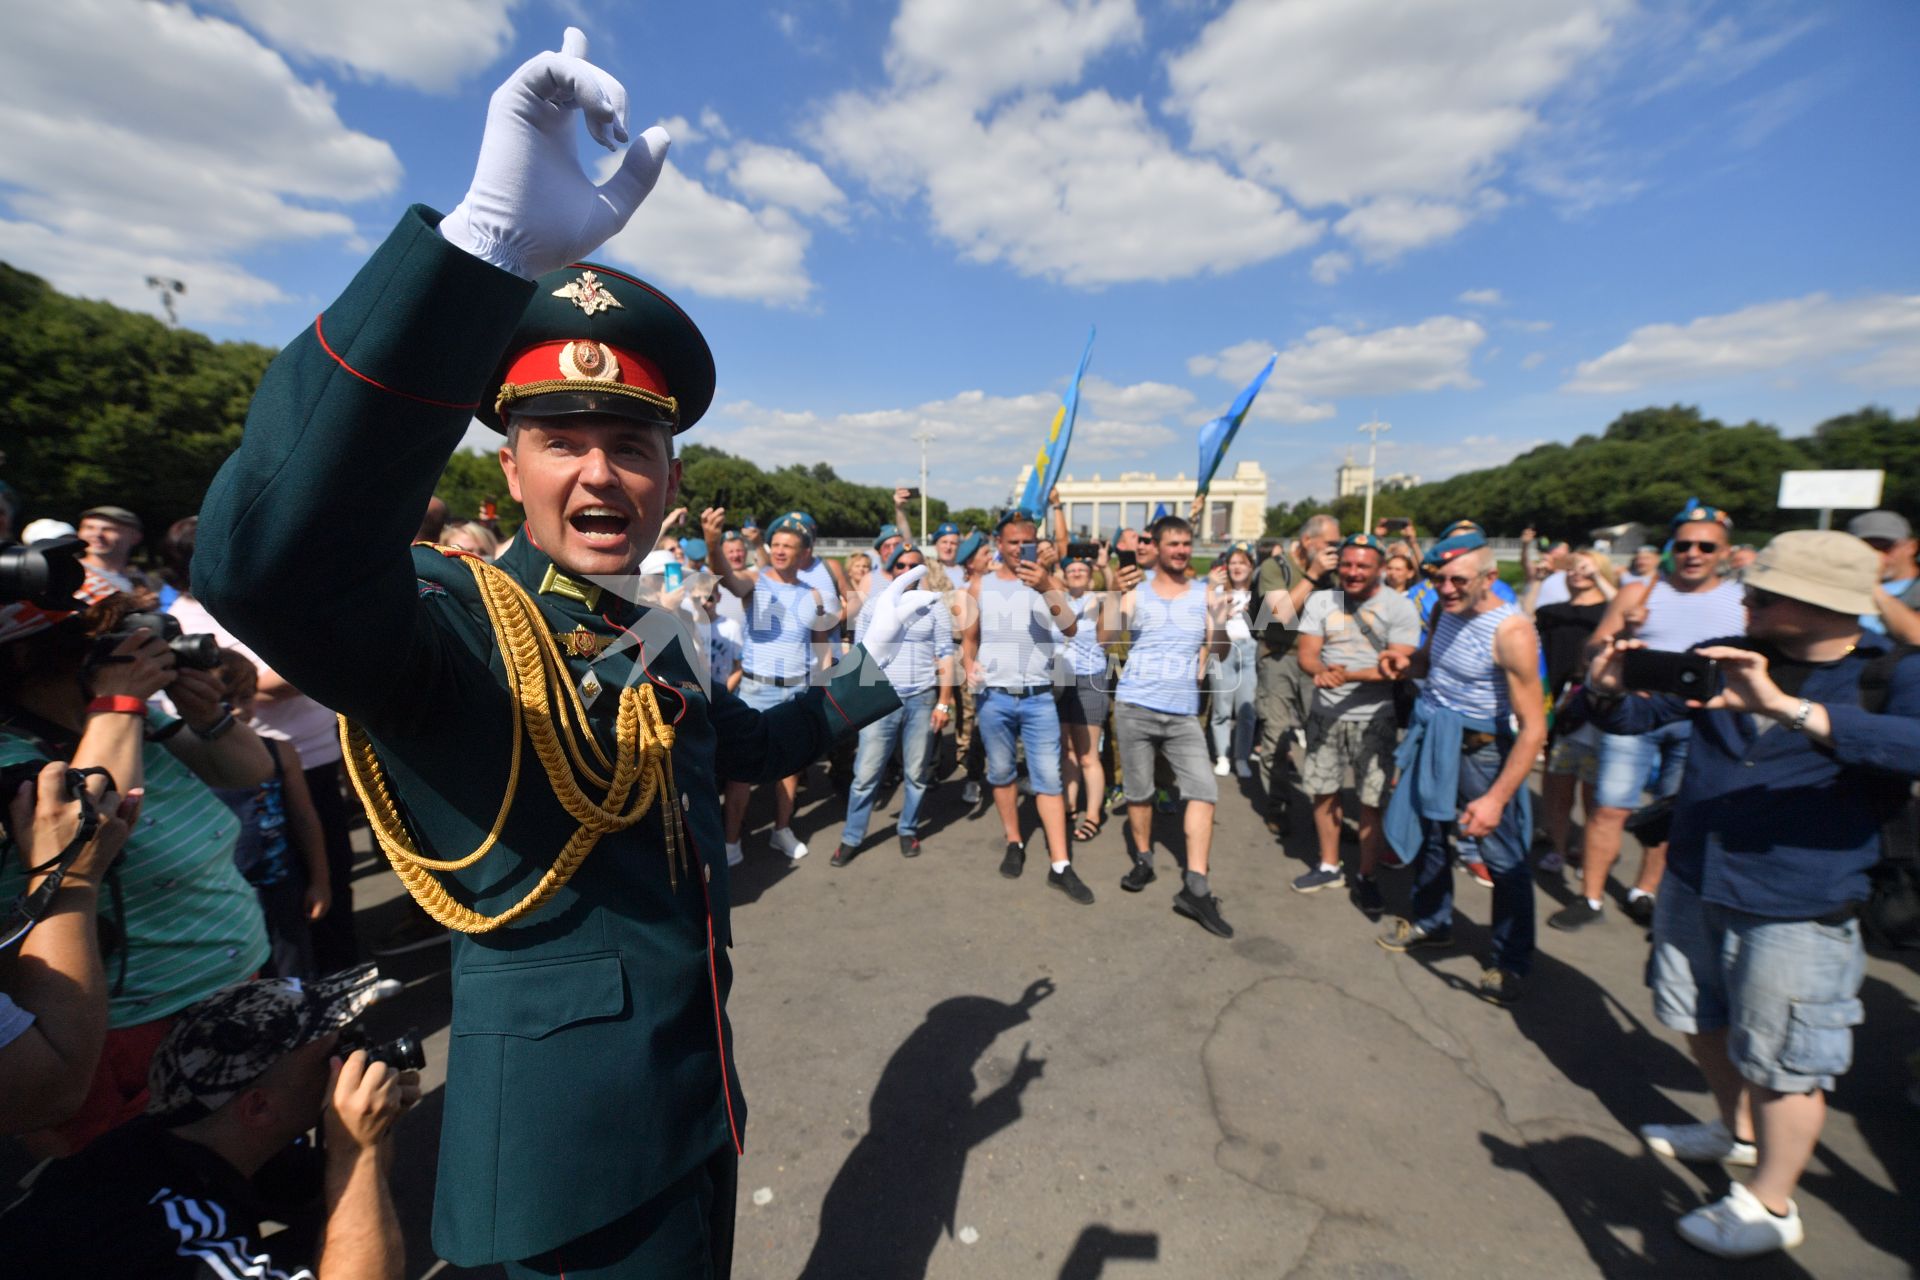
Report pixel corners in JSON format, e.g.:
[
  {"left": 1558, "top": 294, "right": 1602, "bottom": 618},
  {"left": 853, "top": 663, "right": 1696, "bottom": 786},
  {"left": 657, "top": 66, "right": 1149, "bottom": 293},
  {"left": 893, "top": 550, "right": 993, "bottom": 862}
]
[
  {"left": 1745, "top": 587, "right": 1785, "bottom": 610},
  {"left": 1670, "top": 540, "right": 1721, "bottom": 554},
  {"left": 1862, "top": 538, "right": 1896, "bottom": 553},
  {"left": 1434, "top": 571, "right": 1490, "bottom": 589}
]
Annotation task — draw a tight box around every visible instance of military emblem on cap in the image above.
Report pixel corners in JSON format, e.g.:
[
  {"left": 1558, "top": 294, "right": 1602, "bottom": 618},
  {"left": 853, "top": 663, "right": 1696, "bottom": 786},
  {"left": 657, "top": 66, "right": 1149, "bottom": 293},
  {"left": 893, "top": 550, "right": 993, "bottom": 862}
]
[
  {"left": 553, "top": 270, "right": 625, "bottom": 316},
  {"left": 480, "top": 262, "right": 716, "bottom": 434}
]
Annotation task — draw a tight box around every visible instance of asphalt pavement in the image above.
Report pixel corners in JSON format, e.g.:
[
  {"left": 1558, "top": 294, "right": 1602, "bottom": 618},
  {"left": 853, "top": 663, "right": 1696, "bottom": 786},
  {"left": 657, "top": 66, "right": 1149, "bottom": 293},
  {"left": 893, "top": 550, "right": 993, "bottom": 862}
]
[{"left": 346, "top": 753, "right": 1920, "bottom": 1280}]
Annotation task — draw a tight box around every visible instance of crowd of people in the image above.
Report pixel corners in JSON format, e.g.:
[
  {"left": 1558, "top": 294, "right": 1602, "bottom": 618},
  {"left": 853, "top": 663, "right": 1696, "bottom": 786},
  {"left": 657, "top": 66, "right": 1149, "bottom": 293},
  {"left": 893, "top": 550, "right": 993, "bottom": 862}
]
[{"left": 1, "top": 467, "right": 1918, "bottom": 1265}]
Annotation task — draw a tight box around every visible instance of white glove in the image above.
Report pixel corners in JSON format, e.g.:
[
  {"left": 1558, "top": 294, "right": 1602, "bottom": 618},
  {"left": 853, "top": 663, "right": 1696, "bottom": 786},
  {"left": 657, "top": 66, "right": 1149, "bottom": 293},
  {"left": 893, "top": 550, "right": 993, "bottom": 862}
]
[
  {"left": 861, "top": 566, "right": 942, "bottom": 675},
  {"left": 439, "top": 27, "right": 670, "bottom": 279}
]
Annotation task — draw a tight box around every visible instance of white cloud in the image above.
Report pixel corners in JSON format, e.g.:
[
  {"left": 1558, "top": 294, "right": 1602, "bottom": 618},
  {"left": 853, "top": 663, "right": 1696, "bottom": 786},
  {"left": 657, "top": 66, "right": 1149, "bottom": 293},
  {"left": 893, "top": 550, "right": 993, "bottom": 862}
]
[
  {"left": 1505, "top": 318, "right": 1554, "bottom": 334},
  {"left": 1565, "top": 293, "right": 1920, "bottom": 393},
  {"left": 1520, "top": 351, "right": 1547, "bottom": 370},
  {"left": 0, "top": 0, "right": 399, "bottom": 322},
  {"left": 596, "top": 162, "right": 816, "bottom": 307},
  {"left": 1165, "top": 0, "right": 1626, "bottom": 255},
  {"left": 1190, "top": 317, "right": 1487, "bottom": 422},
  {"left": 702, "top": 376, "right": 1182, "bottom": 506},
  {"left": 1459, "top": 288, "right": 1505, "bottom": 306},
  {"left": 204, "top": 0, "right": 524, "bottom": 93},
  {"left": 885, "top": 0, "right": 1142, "bottom": 102},
  {"left": 721, "top": 143, "right": 850, "bottom": 224},
  {"left": 1310, "top": 252, "right": 1352, "bottom": 285},
  {"left": 810, "top": 0, "right": 1319, "bottom": 288}
]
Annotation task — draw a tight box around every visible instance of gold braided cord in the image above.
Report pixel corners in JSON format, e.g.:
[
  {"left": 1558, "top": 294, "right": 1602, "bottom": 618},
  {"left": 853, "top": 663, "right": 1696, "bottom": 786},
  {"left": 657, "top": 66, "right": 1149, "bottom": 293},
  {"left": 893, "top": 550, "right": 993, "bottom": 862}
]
[
  {"left": 494, "top": 378, "right": 678, "bottom": 422},
  {"left": 338, "top": 553, "right": 686, "bottom": 933}
]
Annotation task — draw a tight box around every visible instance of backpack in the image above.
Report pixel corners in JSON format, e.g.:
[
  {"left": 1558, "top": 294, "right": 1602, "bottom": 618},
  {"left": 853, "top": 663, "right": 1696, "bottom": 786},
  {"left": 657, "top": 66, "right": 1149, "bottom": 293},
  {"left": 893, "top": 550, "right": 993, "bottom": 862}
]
[{"left": 1860, "top": 643, "right": 1920, "bottom": 950}]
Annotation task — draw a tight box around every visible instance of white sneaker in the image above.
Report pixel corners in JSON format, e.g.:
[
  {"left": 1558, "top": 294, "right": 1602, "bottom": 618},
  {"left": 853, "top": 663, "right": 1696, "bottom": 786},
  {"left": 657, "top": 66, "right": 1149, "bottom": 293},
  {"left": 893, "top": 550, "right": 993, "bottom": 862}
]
[
  {"left": 1234, "top": 760, "right": 1252, "bottom": 779},
  {"left": 1213, "top": 757, "right": 1231, "bottom": 777},
  {"left": 1640, "top": 1118, "right": 1759, "bottom": 1166},
  {"left": 725, "top": 841, "right": 744, "bottom": 868},
  {"left": 769, "top": 827, "right": 809, "bottom": 861},
  {"left": 962, "top": 780, "right": 981, "bottom": 805},
  {"left": 1676, "top": 1182, "right": 1803, "bottom": 1258}
]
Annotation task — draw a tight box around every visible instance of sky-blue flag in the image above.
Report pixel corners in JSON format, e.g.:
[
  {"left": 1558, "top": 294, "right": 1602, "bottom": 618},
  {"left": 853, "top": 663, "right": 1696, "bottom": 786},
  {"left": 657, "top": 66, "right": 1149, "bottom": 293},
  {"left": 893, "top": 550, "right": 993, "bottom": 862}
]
[
  {"left": 1018, "top": 327, "right": 1096, "bottom": 519},
  {"left": 1195, "top": 354, "right": 1277, "bottom": 499}
]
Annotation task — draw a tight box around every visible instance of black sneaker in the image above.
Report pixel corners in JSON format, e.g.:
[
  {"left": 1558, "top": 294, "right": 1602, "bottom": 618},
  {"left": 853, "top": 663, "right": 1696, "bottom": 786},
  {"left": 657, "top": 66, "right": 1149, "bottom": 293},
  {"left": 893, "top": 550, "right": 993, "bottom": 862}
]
[
  {"left": 1625, "top": 894, "right": 1656, "bottom": 927},
  {"left": 1375, "top": 917, "right": 1453, "bottom": 953},
  {"left": 999, "top": 841, "right": 1026, "bottom": 879},
  {"left": 1478, "top": 967, "right": 1524, "bottom": 1006},
  {"left": 899, "top": 834, "right": 922, "bottom": 859},
  {"left": 1548, "top": 899, "right": 1604, "bottom": 932},
  {"left": 1173, "top": 888, "right": 1234, "bottom": 938},
  {"left": 1352, "top": 876, "right": 1385, "bottom": 917},
  {"left": 830, "top": 843, "right": 855, "bottom": 868},
  {"left": 1120, "top": 859, "right": 1156, "bottom": 892},
  {"left": 1048, "top": 864, "right": 1095, "bottom": 904}
]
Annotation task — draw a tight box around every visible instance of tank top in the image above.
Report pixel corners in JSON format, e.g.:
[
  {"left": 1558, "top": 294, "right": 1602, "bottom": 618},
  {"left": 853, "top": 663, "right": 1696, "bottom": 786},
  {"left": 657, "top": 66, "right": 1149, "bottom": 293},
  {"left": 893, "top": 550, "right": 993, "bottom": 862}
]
[
  {"left": 1637, "top": 577, "right": 1747, "bottom": 653},
  {"left": 976, "top": 573, "right": 1061, "bottom": 689},
  {"left": 743, "top": 576, "right": 819, "bottom": 679},
  {"left": 1115, "top": 577, "right": 1210, "bottom": 715},
  {"left": 1426, "top": 602, "right": 1518, "bottom": 722},
  {"left": 794, "top": 556, "right": 844, "bottom": 657},
  {"left": 1063, "top": 592, "right": 1107, "bottom": 678}
]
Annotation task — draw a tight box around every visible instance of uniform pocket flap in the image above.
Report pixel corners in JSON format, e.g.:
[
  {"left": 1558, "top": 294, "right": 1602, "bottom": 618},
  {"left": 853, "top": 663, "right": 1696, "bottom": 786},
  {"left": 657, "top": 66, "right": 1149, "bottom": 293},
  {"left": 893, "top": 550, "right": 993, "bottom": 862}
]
[{"left": 453, "top": 952, "right": 628, "bottom": 1039}]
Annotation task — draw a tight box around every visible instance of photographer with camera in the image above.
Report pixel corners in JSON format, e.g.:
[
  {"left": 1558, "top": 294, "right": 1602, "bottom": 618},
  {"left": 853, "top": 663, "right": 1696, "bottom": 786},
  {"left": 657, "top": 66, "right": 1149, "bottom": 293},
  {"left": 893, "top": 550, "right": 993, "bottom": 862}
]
[
  {"left": 1, "top": 762, "right": 140, "bottom": 1133},
  {"left": 1584, "top": 531, "right": 1920, "bottom": 1259},
  {"left": 0, "top": 591, "right": 271, "bottom": 1154},
  {"left": 0, "top": 965, "right": 420, "bottom": 1279}
]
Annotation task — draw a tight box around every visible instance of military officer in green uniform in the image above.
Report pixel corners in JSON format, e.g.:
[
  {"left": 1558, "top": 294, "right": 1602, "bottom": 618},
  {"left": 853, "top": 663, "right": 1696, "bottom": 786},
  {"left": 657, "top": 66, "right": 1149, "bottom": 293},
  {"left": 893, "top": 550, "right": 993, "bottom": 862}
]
[{"left": 194, "top": 28, "right": 933, "bottom": 1277}]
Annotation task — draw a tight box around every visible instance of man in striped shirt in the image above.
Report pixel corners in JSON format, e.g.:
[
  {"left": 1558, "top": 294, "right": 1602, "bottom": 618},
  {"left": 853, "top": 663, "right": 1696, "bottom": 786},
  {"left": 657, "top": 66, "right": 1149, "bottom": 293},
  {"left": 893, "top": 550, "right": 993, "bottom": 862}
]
[{"left": 0, "top": 967, "right": 417, "bottom": 1279}]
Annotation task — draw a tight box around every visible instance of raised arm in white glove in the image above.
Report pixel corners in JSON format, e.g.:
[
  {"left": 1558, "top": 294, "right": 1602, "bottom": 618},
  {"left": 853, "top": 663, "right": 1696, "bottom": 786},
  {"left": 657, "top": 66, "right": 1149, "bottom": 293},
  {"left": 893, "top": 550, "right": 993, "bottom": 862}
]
[
  {"left": 439, "top": 27, "right": 670, "bottom": 279},
  {"left": 860, "top": 566, "right": 943, "bottom": 682}
]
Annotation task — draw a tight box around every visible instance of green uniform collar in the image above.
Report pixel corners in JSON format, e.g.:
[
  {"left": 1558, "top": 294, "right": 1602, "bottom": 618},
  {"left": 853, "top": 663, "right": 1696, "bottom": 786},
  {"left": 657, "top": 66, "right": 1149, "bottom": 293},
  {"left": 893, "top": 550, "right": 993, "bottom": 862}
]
[{"left": 498, "top": 536, "right": 639, "bottom": 626}]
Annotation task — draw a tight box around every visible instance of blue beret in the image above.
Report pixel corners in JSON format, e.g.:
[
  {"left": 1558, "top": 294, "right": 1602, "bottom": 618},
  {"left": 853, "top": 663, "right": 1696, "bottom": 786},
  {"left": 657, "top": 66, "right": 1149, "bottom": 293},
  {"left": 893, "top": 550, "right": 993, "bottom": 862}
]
[
  {"left": 1671, "top": 497, "right": 1733, "bottom": 530},
  {"left": 721, "top": 529, "right": 744, "bottom": 543},
  {"left": 1422, "top": 529, "right": 1487, "bottom": 566},
  {"left": 872, "top": 523, "right": 899, "bottom": 550},
  {"left": 768, "top": 514, "right": 813, "bottom": 545},
  {"left": 956, "top": 531, "right": 987, "bottom": 566},
  {"left": 884, "top": 544, "right": 921, "bottom": 574},
  {"left": 933, "top": 522, "right": 960, "bottom": 539}
]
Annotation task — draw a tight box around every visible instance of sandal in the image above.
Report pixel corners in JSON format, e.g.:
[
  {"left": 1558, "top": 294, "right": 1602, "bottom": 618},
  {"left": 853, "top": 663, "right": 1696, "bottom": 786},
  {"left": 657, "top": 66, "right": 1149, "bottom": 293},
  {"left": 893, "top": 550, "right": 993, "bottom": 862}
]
[{"left": 1073, "top": 812, "right": 1105, "bottom": 842}]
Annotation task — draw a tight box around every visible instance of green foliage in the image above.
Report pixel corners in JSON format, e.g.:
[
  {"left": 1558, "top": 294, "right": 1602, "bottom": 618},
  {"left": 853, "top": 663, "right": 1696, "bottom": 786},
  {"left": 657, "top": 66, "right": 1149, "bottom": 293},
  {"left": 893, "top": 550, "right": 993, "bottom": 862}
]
[
  {"left": 436, "top": 450, "right": 524, "bottom": 532},
  {"left": 1276, "top": 404, "right": 1918, "bottom": 542},
  {"left": 670, "top": 443, "right": 966, "bottom": 538},
  {"left": 0, "top": 263, "right": 274, "bottom": 536}
]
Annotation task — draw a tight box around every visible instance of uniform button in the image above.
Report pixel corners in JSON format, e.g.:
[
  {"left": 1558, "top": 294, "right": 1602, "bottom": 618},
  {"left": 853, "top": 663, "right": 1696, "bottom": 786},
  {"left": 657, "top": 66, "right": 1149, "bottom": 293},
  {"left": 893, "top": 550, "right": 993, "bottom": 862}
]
[
  {"left": 682, "top": 792, "right": 692, "bottom": 811},
  {"left": 1744, "top": 761, "right": 1755, "bottom": 768},
  {"left": 704, "top": 864, "right": 712, "bottom": 884}
]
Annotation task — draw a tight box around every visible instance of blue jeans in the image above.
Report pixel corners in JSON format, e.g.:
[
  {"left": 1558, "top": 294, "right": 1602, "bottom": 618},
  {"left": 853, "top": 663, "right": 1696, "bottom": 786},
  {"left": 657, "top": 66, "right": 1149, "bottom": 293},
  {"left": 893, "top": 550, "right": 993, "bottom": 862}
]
[
  {"left": 1208, "top": 635, "right": 1256, "bottom": 763},
  {"left": 977, "top": 688, "right": 1064, "bottom": 795},
  {"left": 1595, "top": 718, "right": 1691, "bottom": 810},
  {"left": 842, "top": 688, "right": 937, "bottom": 846},
  {"left": 1410, "top": 741, "right": 1535, "bottom": 975}
]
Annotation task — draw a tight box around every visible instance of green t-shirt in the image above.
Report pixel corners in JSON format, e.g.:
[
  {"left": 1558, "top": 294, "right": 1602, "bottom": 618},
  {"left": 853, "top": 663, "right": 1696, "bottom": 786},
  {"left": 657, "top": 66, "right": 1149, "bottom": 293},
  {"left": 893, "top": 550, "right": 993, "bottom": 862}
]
[{"left": 0, "top": 710, "right": 269, "bottom": 1028}]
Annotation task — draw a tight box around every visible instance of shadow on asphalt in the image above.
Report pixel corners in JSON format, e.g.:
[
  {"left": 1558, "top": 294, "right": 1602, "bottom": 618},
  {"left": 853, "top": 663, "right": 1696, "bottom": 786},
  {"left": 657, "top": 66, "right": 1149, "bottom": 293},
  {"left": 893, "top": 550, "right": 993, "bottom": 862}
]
[
  {"left": 796, "top": 977, "right": 1057, "bottom": 1280},
  {"left": 1057, "top": 1223, "right": 1161, "bottom": 1278}
]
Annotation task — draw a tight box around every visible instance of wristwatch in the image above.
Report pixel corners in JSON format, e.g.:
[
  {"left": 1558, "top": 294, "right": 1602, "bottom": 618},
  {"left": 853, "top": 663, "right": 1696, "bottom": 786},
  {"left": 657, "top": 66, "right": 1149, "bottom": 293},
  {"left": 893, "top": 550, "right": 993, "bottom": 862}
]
[
  {"left": 1785, "top": 698, "right": 1813, "bottom": 733},
  {"left": 192, "top": 708, "right": 239, "bottom": 740},
  {"left": 935, "top": 703, "right": 952, "bottom": 715}
]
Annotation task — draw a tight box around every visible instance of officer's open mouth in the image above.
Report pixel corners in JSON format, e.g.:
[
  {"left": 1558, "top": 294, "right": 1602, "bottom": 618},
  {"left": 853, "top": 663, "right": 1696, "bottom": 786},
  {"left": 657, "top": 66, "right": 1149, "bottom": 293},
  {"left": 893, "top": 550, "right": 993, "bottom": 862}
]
[{"left": 569, "top": 506, "right": 631, "bottom": 543}]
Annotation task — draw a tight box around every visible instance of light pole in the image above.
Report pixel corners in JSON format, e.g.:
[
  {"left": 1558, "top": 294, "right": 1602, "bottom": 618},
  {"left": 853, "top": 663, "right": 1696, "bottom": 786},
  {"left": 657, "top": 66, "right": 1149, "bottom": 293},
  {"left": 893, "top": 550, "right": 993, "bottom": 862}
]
[
  {"left": 1357, "top": 415, "right": 1390, "bottom": 532},
  {"left": 912, "top": 427, "right": 936, "bottom": 544}
]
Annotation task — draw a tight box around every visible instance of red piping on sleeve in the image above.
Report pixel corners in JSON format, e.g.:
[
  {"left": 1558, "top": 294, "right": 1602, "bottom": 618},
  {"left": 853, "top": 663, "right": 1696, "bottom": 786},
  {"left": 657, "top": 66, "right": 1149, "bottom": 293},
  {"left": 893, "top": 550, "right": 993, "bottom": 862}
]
[{"left": 313, "top": 314, "right": 483, "bottom": 411}]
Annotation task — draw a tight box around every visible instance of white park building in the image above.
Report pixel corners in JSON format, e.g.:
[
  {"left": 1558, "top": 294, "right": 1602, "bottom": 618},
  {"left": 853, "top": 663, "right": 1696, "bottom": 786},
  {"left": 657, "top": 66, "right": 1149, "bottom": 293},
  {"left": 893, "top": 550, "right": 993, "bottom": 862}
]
[{"left": 1015, "top": 461, "right": 1270, "bottom": 543}]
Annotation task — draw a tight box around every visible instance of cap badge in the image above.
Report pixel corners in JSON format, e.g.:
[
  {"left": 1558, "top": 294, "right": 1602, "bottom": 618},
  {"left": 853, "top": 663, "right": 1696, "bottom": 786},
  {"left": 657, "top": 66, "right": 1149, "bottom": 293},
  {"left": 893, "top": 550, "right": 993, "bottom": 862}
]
[
  {"left": 553, "top": 270, "right": 625, "bottom": 316},
  {"left": 559, "top": 339, "right": 620, "bottom": 382}
]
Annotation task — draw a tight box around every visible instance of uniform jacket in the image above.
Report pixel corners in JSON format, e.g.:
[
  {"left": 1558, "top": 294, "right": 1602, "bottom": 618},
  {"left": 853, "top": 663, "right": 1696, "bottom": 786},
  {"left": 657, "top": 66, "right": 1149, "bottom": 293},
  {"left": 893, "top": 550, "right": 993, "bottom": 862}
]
[{"left": 194, "top": 206, "right": 898, "bottom": 1264}]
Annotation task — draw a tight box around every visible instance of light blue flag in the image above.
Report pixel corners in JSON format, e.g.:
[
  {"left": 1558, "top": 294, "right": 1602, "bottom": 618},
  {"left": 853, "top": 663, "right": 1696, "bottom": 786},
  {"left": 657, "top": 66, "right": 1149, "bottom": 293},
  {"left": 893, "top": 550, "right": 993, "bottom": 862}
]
[
  {"left": 1195, "top": 354, "right": 1277, "bottom": 500},
  {"left": 1018, "top": 327, "right": 1096, "bottom": 520}
]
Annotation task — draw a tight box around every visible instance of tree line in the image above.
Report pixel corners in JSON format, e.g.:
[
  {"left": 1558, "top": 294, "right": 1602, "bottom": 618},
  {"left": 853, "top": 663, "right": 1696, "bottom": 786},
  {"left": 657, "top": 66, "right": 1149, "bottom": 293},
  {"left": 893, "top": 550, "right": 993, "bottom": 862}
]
[{"left": 3, "top": 265, "right": 1911, "bottom": 552}]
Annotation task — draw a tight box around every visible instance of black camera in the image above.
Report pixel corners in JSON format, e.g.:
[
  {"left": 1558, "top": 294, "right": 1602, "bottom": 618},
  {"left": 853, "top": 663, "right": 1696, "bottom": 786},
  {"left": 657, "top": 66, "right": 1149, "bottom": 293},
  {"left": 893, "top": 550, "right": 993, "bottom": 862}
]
[
  {"left": 1622, "top": 649, "right": 1724, "bottom": 700},
  {"left": 107, "top": 610, "right": 221, "bottom": 670},
  {"left": 0, "top": 536, "right": 87, "bottom": 609},
  {"left": 337, "top": 1022, "right": 427, "bottom": 1072}
]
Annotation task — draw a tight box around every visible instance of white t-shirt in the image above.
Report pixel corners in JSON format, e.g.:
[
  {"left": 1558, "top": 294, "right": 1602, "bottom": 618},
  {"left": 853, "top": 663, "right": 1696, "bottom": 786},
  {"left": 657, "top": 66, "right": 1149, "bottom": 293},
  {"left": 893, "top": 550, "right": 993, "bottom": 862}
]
[
  {"left": 165, "top": 596, "right": 342, "bottom": 766},
  {"left": 1298, "top": 588, "right": 1422, "bottom": 721},
  {"left": 1533, "top": 571, "right": 1570, "bottom": 608}
]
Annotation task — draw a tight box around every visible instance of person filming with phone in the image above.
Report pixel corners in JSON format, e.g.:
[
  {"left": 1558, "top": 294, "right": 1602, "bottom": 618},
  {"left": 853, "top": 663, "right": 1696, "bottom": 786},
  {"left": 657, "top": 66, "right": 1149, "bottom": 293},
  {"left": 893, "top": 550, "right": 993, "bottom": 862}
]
[{"left": 1582, "top": 530, "right": 1920, "bottom": 1259}]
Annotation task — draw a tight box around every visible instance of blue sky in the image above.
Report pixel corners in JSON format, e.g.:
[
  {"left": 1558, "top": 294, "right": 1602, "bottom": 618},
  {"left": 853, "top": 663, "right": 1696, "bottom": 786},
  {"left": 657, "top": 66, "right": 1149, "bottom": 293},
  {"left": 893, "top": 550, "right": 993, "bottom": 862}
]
[{"left": 5, "top": 0, "right": 1916, "bottom": 508}]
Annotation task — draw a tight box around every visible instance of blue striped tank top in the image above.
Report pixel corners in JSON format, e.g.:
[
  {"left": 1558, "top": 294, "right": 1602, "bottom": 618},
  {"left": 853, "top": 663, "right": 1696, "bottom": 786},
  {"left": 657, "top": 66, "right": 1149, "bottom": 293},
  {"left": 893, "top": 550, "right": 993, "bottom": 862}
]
[
  {"left": 1064, "top": 592, "right": 1107, "bottom": 678},
  {"left": 1637, "top": 578, "right": 1747, "bottom": 653},
  {"left": 744, "top": 576, "right": 818, "bottom": 679},
  {"left": 1426, "top": 602, "right": 1518, "bottom": 722},
  {"left": 977, "top": 573, "right": 1061, "bottom": 689},
  {"left": 1115, "top": 577, "right": 1209, "bottom": 715}
]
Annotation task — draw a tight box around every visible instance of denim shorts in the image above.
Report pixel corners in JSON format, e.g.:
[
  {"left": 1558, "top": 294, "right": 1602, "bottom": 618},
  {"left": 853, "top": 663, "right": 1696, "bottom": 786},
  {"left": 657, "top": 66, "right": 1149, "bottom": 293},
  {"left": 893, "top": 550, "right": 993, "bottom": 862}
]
[
  {"left": 1546, "top": 722, "right": 1600, "bottom": 782},
  {"left": 1648, "top": 874, "right": 1866, "bottom": 1093},
  {"left": 1595, "top": 718, "right": 1690, "bottom": 810},
  {"left": 977, "top": 688, "right": 1064, "bottom": 795},
  {"left": 739, "top": 675, "right": 806, "bottom": 713},
  {"left": 1114, "top": 701, "right": 1218, "bottom": 805}
]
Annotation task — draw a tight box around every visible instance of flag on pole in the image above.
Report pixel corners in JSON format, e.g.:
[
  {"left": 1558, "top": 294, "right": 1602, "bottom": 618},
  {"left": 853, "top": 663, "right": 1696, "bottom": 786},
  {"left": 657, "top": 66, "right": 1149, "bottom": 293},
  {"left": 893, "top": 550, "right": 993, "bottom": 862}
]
[
  {"left": 1194, "top": 354, "right": 1276, "bottom": 501},
  {"left": 1017, "top": 327, "right": 1096, "bottom": 520}
]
